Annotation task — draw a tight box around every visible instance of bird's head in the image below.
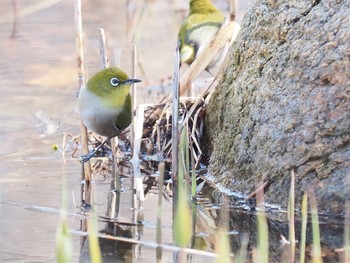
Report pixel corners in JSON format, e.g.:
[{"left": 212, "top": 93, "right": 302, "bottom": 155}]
[
  {"left": 87, "top": 67, "right": 141, "bottom": 108},
  {"left": 189, "top": 0, "right": 221, "bottom": 14}
]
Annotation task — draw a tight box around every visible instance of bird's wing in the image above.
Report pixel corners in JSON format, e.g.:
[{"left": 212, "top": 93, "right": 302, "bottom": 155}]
[
  {"left": 113, "top": 94, "right": 132, "bottom": 134},
  {"left": 178, "top": 13, "right": 223, "bottom": 64},
  {"left": 186, "top": 22, "right": 222, "bottom": 56}
]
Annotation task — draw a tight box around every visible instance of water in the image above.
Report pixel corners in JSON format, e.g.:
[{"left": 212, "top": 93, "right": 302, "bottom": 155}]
[
  {"left": 2, "top": 1, "right": 345, "bottom": 262},
  {"left": 0, "top": 0, "right": 219, "bottom": 261}
]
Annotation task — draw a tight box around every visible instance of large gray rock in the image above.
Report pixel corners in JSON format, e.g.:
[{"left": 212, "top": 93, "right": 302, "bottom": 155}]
[{"left": 205, "top": 0, "right": 350, "bottom": 214}]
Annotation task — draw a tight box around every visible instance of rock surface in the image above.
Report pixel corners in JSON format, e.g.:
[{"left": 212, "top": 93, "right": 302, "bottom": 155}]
[{"left": 205, "top": 0, "right": 350, "bottom": 214}]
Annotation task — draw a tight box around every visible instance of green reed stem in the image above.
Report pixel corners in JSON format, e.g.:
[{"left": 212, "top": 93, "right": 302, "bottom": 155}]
[
  {"left": 174, "top": 127, "right": 192, "bottom": 248},
  {"left": 156, "top": 162, "right": 165, "bottom": 262},
  {"left": 309, "top": 190, "right": 322, "bottom": 263},
  {"left": 56, "top": 172, "right": 72, "bottom": 263},
  {"left": 87, "top": 214, "right": 102, "bottom": 263},
  {"left": 344, "top": 201, "right": 350, "bottom": 263},
  {"left": 300, "top": 192, "right": 308, "bottom": 263},
  {"left": 288, "top": 170, "right": 296, "bottom": 263},
  {"left": 256, "top": 184, "right": 269, "bottom": 263}
]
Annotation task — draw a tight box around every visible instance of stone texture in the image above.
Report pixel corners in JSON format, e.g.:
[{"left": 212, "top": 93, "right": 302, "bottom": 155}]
[{"left": 205, "top": 0, "right": 350, "bottom": 213}]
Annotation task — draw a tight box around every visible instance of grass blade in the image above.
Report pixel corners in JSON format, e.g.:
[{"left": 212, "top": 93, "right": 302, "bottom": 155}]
[
  {"left": 256, "top": 183, "right": 269, "bottom": 263},
  {"left": 309, "top": 190, "right": 322, "bottom": 263},
  {"left": 87, "top": 214, "right": 102, "bottom": 263},
  {"left": 236, "top": 233, "right": 248, "bottom": 263},
  {"left": 156, "top": 162, "right": 165, "bottom": 262},
  {"left": 56, "top": 174, "right": 72, "bottom": 263},
  {"left": 216, "top": 206, "right": 232, "bottom": 263},
  {"left": 300, "top": 192, "right": 308, "bottom": 263},
  {"left": 215, "top": 228, "right": 231, "bottom": 263},
  {"left": 171, "top": 46, "right": 180, "bottom": 217},
  {"left": 256, "top": 209, "right": 269, "bottom": 263},
  {"left": 288, "top": 170, "right": 296, "bottom": 262},
  {"left": 344, "top": 201, "right": 350, "bottom": 263},
  {"left": 173, "top": 185, "right": 192, "bottom": 249},
  {"left": 174, "top": 126, "right": 192, "bottom": 248},
  {"left": 190, "top": 140, "right": 197, "bottom": 198},
  {"left": 56, "top": 218, "right": 73, "bottom": 263}
]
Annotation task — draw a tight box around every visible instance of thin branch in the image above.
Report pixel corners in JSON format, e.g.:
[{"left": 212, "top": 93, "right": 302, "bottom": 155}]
[{"left": 74, "top": 0, "right": 92, "bottom": 191}]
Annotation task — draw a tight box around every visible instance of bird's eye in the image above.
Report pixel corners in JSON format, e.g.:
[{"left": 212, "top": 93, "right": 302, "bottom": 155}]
[{"left": 110, "top": 77, "right": 120, "bottom": 87}]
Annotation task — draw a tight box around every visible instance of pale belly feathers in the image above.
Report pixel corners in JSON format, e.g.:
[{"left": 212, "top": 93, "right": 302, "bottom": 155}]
[{"left": 77, "top": 88, "right": 125, "bottom": 138}]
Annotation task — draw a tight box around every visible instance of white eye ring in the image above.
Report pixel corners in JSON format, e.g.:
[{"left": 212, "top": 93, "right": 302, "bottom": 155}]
[{"left": 110, "top": 77, "right": 120, "bottom": 87}]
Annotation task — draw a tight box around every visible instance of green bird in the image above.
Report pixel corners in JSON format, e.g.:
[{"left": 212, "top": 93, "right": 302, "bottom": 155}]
[
  {"left": 178, "top": 0, "right": 225, "bottom": 70},
  {"left": 77, "top": 67, "right": 141, "bottom": 163}
]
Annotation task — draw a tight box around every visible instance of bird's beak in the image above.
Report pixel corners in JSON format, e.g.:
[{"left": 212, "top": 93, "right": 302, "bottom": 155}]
[{"left": 124, "top": 78, "right": 141, "bottom": 85}]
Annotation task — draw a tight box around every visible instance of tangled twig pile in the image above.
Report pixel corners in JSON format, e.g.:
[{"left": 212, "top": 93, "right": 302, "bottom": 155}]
[{"left": 140, "top": 93, "right": 211, "bottom": 169}]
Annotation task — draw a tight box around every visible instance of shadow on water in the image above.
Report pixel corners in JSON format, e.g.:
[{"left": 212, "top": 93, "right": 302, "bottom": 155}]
[
  {"left": 74, "top": 143, "right": 345, "bottom": 262},
  {"left": 77, "top": 152, "right": 175, "bottom": 263}
]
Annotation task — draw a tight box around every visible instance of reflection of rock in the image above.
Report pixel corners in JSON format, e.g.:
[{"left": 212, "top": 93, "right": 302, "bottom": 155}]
[
  {"left": 205, "top": 0, "right": 350, "bottom": 214},
  {"left": 195, "top": 188, "right": 345, "bottom": 262},
  {"left": 227, "top": 208, "right": 344, "bottom": 262}
]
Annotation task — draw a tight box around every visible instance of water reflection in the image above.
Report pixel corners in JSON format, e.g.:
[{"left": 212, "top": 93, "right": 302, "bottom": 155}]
[
  {"left": 5, "top": 0, "right": 343, "bottom": 262},
  {"left": 77, "top": 164, "right": 174, "bottom": 263},
  {"left": 70, "top": 144, "right": 345, "bottom": 263}
]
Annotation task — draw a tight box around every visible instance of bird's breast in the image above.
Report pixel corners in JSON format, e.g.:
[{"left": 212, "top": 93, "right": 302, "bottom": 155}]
[{"left": 77, "top": 88, "right": 126, "bottom": 138}]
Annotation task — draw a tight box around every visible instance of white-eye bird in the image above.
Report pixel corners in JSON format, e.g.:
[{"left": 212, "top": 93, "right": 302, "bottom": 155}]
[
  {"left": 77, "top": 67, "right": 141, "bottom": 163},
  {"left": 178, "top": 0, "right": 226, "bottom": 71}
]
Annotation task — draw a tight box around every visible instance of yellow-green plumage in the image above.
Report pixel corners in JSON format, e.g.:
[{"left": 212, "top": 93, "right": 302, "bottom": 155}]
[
  {"left": 87, "top": 67, "right": 129, "bottom": 108},
  {"left": 178, "top": 0, "right": 225, "bottom": 66},
  {"left": 77, "top": 67, "right": 140, "bottom": 163}
]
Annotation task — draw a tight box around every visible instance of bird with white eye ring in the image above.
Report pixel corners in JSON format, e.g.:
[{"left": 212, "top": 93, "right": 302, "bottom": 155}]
[
  {"left": 77, "top": 67, "right": 141, "bottom": 163},
  {"left": 110, "top": 77, "right": 120, "bottom": 86}
]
